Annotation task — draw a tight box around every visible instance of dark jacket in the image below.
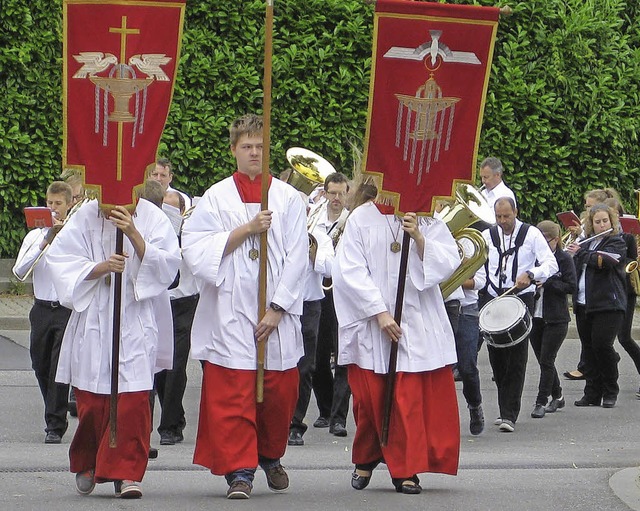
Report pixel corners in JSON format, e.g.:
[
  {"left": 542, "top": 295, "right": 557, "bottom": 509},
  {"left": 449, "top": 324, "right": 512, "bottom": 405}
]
[
  {"left": 572, "top": 233, "right": 627, "bottom": 313},
  {"left": 537, "top": 248, "right": 576, "bottom": 323}
]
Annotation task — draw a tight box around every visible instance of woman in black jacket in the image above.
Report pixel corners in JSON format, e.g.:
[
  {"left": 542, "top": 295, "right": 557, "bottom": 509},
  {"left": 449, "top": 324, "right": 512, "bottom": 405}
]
[
  {"left": 567, "top": 204, "right": 627, "bottom": 408},
  {"left": 529, "top": 221, "right": 577, "bottom": 418},
  {"left": 604, "top": 198, "right": 640, "bottom": 396}
]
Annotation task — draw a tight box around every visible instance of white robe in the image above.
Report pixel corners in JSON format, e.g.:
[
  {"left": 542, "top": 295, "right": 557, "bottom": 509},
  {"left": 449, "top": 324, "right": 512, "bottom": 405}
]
[
  {"left": 181, "top": 176, "right": 307, "bottom": 371},
  {"left": 333, "top": 202, "right": 460, "bottom": 374},
  {"left": 46, "top": 199, "right": 181, "bottom": 394}
]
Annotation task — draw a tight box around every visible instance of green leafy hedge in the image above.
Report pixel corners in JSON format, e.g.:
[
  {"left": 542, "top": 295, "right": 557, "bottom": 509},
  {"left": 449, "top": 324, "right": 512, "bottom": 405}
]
[{"left": 1, "top": 0, "right": 639, "bottom": 257}]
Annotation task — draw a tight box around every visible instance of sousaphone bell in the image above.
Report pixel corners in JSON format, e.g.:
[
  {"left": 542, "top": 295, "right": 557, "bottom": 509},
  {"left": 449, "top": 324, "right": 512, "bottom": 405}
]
[{"left": 285, "top": 147, "right": 336, "bottom": 196}]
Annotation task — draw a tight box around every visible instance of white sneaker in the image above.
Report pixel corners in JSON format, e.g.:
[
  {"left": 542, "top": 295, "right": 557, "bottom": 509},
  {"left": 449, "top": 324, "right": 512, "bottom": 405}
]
[
  {"left": 493, "top": 417, "right": 502, "bottom": 426},
  {"left": 499, "top": 420, "right": 515, "bottom": 432}
]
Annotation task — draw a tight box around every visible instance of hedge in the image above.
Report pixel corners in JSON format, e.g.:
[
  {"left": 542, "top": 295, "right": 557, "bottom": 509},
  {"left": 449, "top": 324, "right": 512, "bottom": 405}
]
[{"left": 1, "top": 0, "right": 639, "bottom": 257}]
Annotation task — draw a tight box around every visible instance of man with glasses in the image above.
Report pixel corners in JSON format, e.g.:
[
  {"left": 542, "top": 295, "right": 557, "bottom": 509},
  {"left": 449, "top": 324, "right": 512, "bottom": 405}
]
[{"left": 309, "top": 173, "right": 353, "bottom": 437}]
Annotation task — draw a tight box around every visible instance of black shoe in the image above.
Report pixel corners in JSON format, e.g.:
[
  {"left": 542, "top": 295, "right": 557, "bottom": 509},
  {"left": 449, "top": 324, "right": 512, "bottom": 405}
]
[
  {"left": 148, "top": 447, "right": 159, "bottom": 459},
  {"left": 563, "top": 370, "right": 585, "bottom": 380},
  {"left": 351, "top": 460, "right": 381, "bottom": 490},
  {"left": 351, "top": 470, "right": 372, "bottom": 490},
  {"left": 469, "top": 404, "right": 484, "bottom": 435},
  {"left": 574, "top": 396, "right": 601, "bottom": 407},
  {"left": 174, "top": 431, "right": 184, "bottom": 443},
  {"left": 330, "top": 423, "right": 348, "bottom": 437},
  {"left": 545, "top": 396, "right": 565, "bottom": 413},
  {"left": 68, "top": 401, "right": 78, "bottom": 418},
  {"left": 452, "top": 368, "right": 462, "bottom": 382},
  {"left": 531, "top": 404, "right": 546, "bottom": 418},
  {"left": 288, "top": 430, "right": 304, "bottom": 446},
  {"left": 313, "top": 417, "right": 330, "bottom": 428},
  {"left": 602, "top": 397, "right": 616, "bottom": 408},
  {"left": 44, "top": 431, "right": 62, "bottom": 444},
  {"left": 160, "top": 431, "right": 175, "bottom": 445},
  {"left": 393, "top": 475, "right": 422, "bottom": 494}
]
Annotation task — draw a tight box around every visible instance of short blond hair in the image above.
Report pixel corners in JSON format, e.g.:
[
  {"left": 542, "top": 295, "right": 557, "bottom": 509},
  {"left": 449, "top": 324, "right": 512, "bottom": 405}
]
[{"left": 229, "top": 114, "right": 263, "bottom": 147}]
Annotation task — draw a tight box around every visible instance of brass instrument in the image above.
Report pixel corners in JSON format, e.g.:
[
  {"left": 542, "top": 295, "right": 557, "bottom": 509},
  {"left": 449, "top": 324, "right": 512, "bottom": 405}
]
[
  {"left": 564, "top": 228, "right": 613, "bottom": 252},
  {"left": 285, "top": 147, "right": 336, "bottom": 195},
  {"left": 627, "top": 260, "right": 639, "bottom": 273},
  {"left": 13, "top": 197, "right": 90, "bottom": 282},
  {"left": 285, "top": 148, "right": 338, "bottom": 267},
  {"left": 439, "top": 184, "right": 494, "bottom": 299}
]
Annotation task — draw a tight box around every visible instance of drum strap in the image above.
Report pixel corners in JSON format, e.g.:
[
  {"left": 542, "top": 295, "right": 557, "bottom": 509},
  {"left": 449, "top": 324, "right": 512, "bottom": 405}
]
[{"left": 484, "top": 223, "right": 531, "bottom": 294}]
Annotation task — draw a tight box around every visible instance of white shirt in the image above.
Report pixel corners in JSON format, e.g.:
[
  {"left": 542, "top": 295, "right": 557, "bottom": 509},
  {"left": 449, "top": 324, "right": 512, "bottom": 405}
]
[
  {"left": 310, "top": 202, "right": 349, "bottom": 244},
  {"left": 481, "top": 220, "right": 558, "bottom": 298},
  {"left": 304, "top": 226, "right": 334, "bottom": 301},
  {"left": 332, "top": 202, "right": 460, "bottom": 374},
  {"left": 13, "top": 229, "right": 59, "bottom": 301},
  {"left": 482, "top": 180, "right": 517, "bottom": 219},
  {"left": 182, "top": 176, "right": 308, "bottom": 371},
  {"left": 47, "top": 199, "right": 181, "bottom": 393},
  {"left": 167, "top": 185, "right": 192, "bottom": 210}
]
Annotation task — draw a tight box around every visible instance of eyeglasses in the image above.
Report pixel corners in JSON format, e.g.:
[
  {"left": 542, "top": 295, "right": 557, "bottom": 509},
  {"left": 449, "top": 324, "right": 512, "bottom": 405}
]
[
  {"left": 325, "top": 191, "right": 346, "bottom": 198},
  {"left": 72, "top": 194, "right": 84, "bottom": 202}
]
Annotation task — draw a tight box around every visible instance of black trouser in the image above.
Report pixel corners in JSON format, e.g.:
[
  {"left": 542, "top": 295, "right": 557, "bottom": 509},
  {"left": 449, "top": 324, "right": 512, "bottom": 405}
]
[
  {"left": 154, "top": 294, "right": 199, "bottom": 436},
  {"left": 291, "top": 299, "right": 322, "bottom": 434},
  {"left": 529, "top": 318, "right": 568, "bottom": 406},
  {"left": 575, "top": 306, "right": 624, "bottom": 401},
  {"left": 29, "top": 300, "right": 71, "bottom": 435},
  {"left": 617, "top": 293, "right": 640, "bottom": 374},
  {"left": 312, "top": 291, "right": 351, "bottom": 427},
  {"left": 484, "top": 292, "right": 534, "bottom": 423}
]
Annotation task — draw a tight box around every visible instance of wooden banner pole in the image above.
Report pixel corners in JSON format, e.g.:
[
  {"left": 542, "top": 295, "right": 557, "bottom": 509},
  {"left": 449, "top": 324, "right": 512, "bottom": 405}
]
[{"left": 257, "top": 0, "right": 274, "bottom": 403}]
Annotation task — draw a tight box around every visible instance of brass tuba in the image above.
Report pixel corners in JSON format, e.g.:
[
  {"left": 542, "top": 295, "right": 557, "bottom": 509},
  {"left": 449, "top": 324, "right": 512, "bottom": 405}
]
[
  {"left": 285, "top": 148, "right": 337, "bottom": 266},
  {"left": 439, "top": 184, "right": 493, "bottom": 299},
  {"left": 285, "top": 147, "right": 336, "bottom": 196}
]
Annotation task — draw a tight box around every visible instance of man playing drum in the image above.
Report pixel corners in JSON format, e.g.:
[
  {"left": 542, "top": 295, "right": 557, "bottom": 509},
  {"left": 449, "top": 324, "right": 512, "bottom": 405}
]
[{"left": 477, "top": 197, "right": 558, "bottom": 432}]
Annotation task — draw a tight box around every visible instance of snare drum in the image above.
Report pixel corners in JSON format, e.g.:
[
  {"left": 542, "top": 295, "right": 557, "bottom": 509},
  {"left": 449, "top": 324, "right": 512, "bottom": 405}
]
[{"left": 479, "top": 295, "right": 532, "bottom": 349}]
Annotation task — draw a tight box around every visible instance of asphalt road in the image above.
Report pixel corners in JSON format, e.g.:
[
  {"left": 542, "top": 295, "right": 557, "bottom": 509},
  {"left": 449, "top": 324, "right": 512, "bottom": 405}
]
[{"left": 0, "top": 333, "right": 638, "bottom": 511}]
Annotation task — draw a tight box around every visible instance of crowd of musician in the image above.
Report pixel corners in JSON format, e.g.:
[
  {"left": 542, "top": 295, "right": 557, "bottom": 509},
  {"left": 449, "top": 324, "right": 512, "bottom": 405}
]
[{"left": 13, "top": 114, "right": 640, "bottom": 499}]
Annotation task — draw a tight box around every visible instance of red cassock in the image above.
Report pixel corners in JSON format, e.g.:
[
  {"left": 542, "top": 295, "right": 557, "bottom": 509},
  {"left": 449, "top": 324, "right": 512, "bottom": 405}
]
[
  {"left": 193, "top": 363, "right": 299, "bottom": 475},
  {"left": 70, "top": 389, "right": 151, "bottom": 482},
  {"left": 349, "top": 366, "right": 460, "bottom": 478}
]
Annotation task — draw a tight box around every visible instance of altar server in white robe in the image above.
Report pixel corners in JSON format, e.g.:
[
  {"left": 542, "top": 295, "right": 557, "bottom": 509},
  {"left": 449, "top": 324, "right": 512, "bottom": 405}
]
[
  {"left": 46, "top": 197, "right": 180, "bottom": 499},
  {"left": 181, "top": 113, "right": 307, "bottom": 500},
  {"left": 332, "top": 184, "right": 461, "bottom": 495}
]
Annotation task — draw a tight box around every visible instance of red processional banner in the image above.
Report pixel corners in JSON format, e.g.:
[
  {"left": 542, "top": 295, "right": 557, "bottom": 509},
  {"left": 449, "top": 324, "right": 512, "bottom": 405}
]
[
  {"left": 63, "top": 0, "right": 186, "bottom": 209},
  {"left": 363, "top": 0, "right": 500, "bottom": 215}
]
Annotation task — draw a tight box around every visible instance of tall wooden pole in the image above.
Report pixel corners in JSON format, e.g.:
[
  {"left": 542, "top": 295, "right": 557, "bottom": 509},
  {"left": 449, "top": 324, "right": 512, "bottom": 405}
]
[
  {"left": 256, "top": 0, "right": 274, "bottom": 403},
  {"left": 109, "top": 227, "right": 124, "bottom": 447},
  {"left": 380, "top": 230, "right": 410, "bottom": 446}
]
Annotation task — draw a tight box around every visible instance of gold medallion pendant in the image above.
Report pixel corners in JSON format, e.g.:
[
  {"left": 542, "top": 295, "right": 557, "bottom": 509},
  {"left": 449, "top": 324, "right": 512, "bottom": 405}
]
[
  {"left": 390, "top": 241, "right": 402, "bottom": 253},
  {"left": 249, "top": 248, "right": 259, "bottom": 260}
]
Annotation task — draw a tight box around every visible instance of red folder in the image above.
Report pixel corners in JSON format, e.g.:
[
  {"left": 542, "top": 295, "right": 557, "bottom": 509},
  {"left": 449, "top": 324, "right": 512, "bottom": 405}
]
[
  {"left": 620, "top": 215, "right": 640, "bottom": 235},
  {"left": 24, "top": 207, "right": 53, "bottom": 229},
  {"left": 556, "top": 211, "right": 581, "bottom": 229}
]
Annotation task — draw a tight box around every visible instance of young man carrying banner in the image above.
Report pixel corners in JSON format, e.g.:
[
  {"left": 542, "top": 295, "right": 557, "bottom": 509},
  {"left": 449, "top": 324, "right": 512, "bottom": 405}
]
[
  {"left": 47, "top": 199, "right": 180, "bottom": 498},
  {"left": 182, "top": 114, "right": 308, "bottom": 499},
  {"left": 332, "top": 182, "right": 461, "bottom": 494}
]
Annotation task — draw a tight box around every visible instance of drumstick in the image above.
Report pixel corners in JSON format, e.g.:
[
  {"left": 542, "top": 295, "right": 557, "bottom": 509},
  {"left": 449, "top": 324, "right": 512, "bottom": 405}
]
[{"left": 501, "top": 284, "right": 519, "bottom": 296}]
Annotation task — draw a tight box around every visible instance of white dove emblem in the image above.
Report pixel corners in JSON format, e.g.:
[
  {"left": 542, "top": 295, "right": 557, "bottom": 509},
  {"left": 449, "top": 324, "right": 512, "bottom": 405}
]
[
  {"left": 384, "top": 30, "right": 480, "bottom": 66},
  {"left": 72, "top": 52, "right": 118, "bottom": 78},
  {"left": 128, "top": 54, "right": 172, "bottom": 81}
]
